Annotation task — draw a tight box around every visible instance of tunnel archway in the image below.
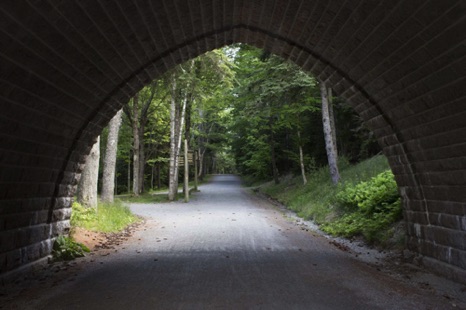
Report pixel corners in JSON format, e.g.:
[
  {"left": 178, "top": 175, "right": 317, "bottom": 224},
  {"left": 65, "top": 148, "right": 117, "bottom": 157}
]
[{"left": 0, "top": 1, "right": 465, "bottom": 281}]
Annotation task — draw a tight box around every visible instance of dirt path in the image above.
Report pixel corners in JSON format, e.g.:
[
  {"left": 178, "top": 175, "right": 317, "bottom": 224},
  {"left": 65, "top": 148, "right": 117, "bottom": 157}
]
[{"left": 2, "top": 175, "right": 465, "bottom": 309}]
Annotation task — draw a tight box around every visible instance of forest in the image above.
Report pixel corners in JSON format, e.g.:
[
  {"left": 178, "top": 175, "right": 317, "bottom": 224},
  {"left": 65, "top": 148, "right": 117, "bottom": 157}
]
[
  {"left": 73, "top": 44, "right": 401, "bottom": 246},
  {"left": 78, "top": 44, "right": 380, "bottom": 201}
]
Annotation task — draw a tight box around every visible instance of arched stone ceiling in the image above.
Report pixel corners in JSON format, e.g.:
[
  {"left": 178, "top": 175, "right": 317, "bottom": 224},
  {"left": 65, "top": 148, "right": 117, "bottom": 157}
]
[{"left": 0, "top": 1, "right": 464, "bottom": 281}]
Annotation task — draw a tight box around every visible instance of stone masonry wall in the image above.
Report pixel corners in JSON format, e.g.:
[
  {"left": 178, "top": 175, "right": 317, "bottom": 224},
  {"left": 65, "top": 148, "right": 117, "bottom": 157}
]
[{"left": 0, "top": 0, "right": 464, "bottom": 281}]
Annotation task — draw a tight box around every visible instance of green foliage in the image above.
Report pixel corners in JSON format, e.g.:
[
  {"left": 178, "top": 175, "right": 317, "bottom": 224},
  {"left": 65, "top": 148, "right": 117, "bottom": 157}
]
[
  {"left": 52, "top": 235, "right": 90, "bottom": 261},
  {"left": 230, "top": 45, "right": 321, "bottom": 179},
  {"left": 320, "top": 201, "right": 401, "bottom": 244},
  {"left": 336, "top": 170, "right": 400, "bottom": 214},
  {"left": 70, "top": 202, "right": 97, "bottom": 226},
  {"left": 118, "top": 192, "right": 182, "bottom": 203},
  {"left": 71, "top": 200, "right": 139, "bottom": 233},
  {"left": 111, "top": 45, "right": 380, "bottom": 192},
  {"left": 260, "top": 156, "right": 402, "bottom": 245},
  {"left": 262, "top": 156, "right": 388, "bottom": 222},
  {"left": 322, "top": 170, "right": 402, "bottom": 243}
]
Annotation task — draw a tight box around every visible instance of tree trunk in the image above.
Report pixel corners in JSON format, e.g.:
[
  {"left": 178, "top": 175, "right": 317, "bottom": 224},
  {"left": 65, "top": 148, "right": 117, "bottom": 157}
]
[
  {"left": 198, "top": 149, "right": 205, "bottom": 178},
  {"left": 320, "top": 82, "right": 340, "bottom": 185},
  {"left": 138, "top": 126, "right": 145, "bottom": 194},
  {"left": 185, "top": 97, "right": 192, "bottom": 144},
  {"left": 168, "top": 78, "right": 178, "bottom": 201},
  {"left": 77, "top": 136, "right": 100, "bottom": 208},
  {"left": 131, "top": 94, "right": 140, "bottom": 196},
  {"left": 101, "top": 109, "right": 123, "bottom": 203},
  {"left": 328, "top": 87, "right": 338, "bottom": 157},
  {"left": 168, "top": 75, "right": 188, "bottom": 201},
  {"left": 269, "top": 118, "right": 280, "bottom": 185},
  {"left": 297, "top": 129, "right": 307, "bottom": 185},
  {"left": 211, "top": 156, "right": 216, "bottom": 174},
  {"left": 184, "top": 139, "right": 189, "bottom": 203},
  {"left": 194, "top": 150, "right": 198, "bottom": 191},
  {"left": 151, "top": 164, "right": 154, "bottom": 190},
  {"left": 127, "top": 153, "right": 131, "bottom": 194}
]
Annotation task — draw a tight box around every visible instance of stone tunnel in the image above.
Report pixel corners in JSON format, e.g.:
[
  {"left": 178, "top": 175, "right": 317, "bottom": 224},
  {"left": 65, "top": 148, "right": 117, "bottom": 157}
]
[{"left": 0, "top": 1, "right": 465, "bottom": 282}]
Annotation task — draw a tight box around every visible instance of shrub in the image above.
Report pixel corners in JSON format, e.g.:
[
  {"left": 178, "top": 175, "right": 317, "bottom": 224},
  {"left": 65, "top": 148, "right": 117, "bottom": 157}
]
[
  {"left": 336, "top": 170, "right": 400, "bottom": 214},
  {"left": 52, "top": 235, "right": 90, "bottom": 261},
  {"left": 259, "top": 155, "right": 403, "bottom": 246},
  {"left": 322, "top": 170, "right": 402, "bottom": 244},
  {"left": 70, "top": 201, "right": 97, "bottom": 226}
]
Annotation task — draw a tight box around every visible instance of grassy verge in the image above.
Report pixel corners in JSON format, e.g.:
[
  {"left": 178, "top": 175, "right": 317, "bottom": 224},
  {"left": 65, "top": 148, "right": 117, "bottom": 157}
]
[
  {"left": 71, "top": 200, "right": 139, "bottom": 233},
  {"left": 258, "top": 155, "right": 404, "bottom": 248},
  {"left": 116, "top": 193, "right": 174, "bottom": 204},
  {"left": 55, "top": 200, "right": 139, "bottom": 261},
  {"left": 117, "top": 178, "right": 205, "bottom": 203}
]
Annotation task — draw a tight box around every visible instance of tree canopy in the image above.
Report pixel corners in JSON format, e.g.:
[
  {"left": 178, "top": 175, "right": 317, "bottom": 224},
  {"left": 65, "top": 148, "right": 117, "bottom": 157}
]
[{"left": 94, "top": 44, "right": 379, "bottom": 197}]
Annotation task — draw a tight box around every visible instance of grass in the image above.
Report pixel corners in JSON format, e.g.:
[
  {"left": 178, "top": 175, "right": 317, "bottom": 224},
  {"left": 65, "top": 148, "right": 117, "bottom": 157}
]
[
  {"left": 71, "top": 200, "right": 139, "bottom": 233},
  {"left": 117, "top": 179, "right": 204, "bottom": 203},
  {"left": 117, "top": 192, "right": 187, "bottom": 203},
  {"left": 117, "top": 193, "right": 169, "bottom": 203},
  {"left": 258, "top": 155, "right": 403, "bottom": 247},
  {"left": 261, "top": 155, "right": 390, "bottom": 224}
]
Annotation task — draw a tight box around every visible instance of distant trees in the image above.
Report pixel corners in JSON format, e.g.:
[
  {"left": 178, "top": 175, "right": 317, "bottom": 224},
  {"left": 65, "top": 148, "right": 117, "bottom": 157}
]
[
  {"left": 229, "top": 44, "right": 380, "bottom": 183},
  {"left": 75, "top": 44, "right": 380, "bottom": 203},
  {"left": 166, "top": 52, "right": 234, "bottom": 199},
  {"left": 231, "top": 46, "right": 319, "bottom": 183},
  {"left": 123, "top": 82, "right": 159, "bottom": 196}
]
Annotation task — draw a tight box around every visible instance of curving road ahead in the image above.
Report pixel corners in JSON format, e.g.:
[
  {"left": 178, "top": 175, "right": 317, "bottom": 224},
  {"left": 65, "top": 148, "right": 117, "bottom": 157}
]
[{"left": 29, "top": 175, "right": 459, "bottom": 309}]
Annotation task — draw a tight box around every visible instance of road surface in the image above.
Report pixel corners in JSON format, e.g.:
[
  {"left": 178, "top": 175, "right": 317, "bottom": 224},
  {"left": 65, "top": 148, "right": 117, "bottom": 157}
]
[{"left": 9, "top": 175, "right": 463, "bottom": 309}]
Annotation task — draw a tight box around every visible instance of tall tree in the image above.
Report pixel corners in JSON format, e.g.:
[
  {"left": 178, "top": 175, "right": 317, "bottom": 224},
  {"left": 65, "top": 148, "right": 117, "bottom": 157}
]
[
  {"left": 145, "top": 104, "right": 171, "bottom": 191},
  {"left": 296, "top": 113, "right": 307, "bottom": 185},
  {"left": 320, "top": 81, "right": 340, "bottom": 184},
  {"left": 124, "top": 82, "right": 158, "bottom": 196},
  {"left": 77, "top": 136, "right": 100, "bottom": 208},
  {"left": 101, "top": 109, "right": 123, "bottom": 203},
  {"left": 130, "top": 93, "right": 141, "bottom": 196},
  {"left": 168, "top": 66, "right": 190, "bottom": 201},
  {"left": 328, "top": 88, "right": 338, "bottom": 157}
]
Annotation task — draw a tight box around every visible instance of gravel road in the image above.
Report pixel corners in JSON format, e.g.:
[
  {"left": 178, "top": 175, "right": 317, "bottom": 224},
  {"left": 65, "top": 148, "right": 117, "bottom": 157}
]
[{"left": 15, "top": 175, "right": 463, "bottom": 309}]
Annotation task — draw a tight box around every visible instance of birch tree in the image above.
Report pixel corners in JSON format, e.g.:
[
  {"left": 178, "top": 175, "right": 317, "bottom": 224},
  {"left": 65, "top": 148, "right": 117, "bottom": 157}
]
[
  {"left": 168, "top": 68, "right": 190, "bottom": 201},
  {"left": 328, "top": 88, "right": 338, "bottom": 157},
  {"left": 320, "top": 81, "right": 340, "bottom": 184},
  {"left": 131, "top": 94, "right": 141, "bottom": 195}
]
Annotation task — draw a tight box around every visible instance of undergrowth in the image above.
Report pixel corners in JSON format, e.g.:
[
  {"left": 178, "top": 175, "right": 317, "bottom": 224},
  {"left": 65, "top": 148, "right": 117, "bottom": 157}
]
[
  {"left": 52, "top": 235, "right": 90, "bottom": 261},
  {"left": 320, "top": 170, "right": 402, "bottom": 245},
  {"left": 259, "top": 155, "right": 403, "bottom": 247},
  {"left": 117, "top": 180, "right": 201, "bottom": 203},
  {"left": 71, "top": 200, "right": 139, "bottom": 233},
  {"left": 117, "top": 192, "right": 186, "bottom": 203}
]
